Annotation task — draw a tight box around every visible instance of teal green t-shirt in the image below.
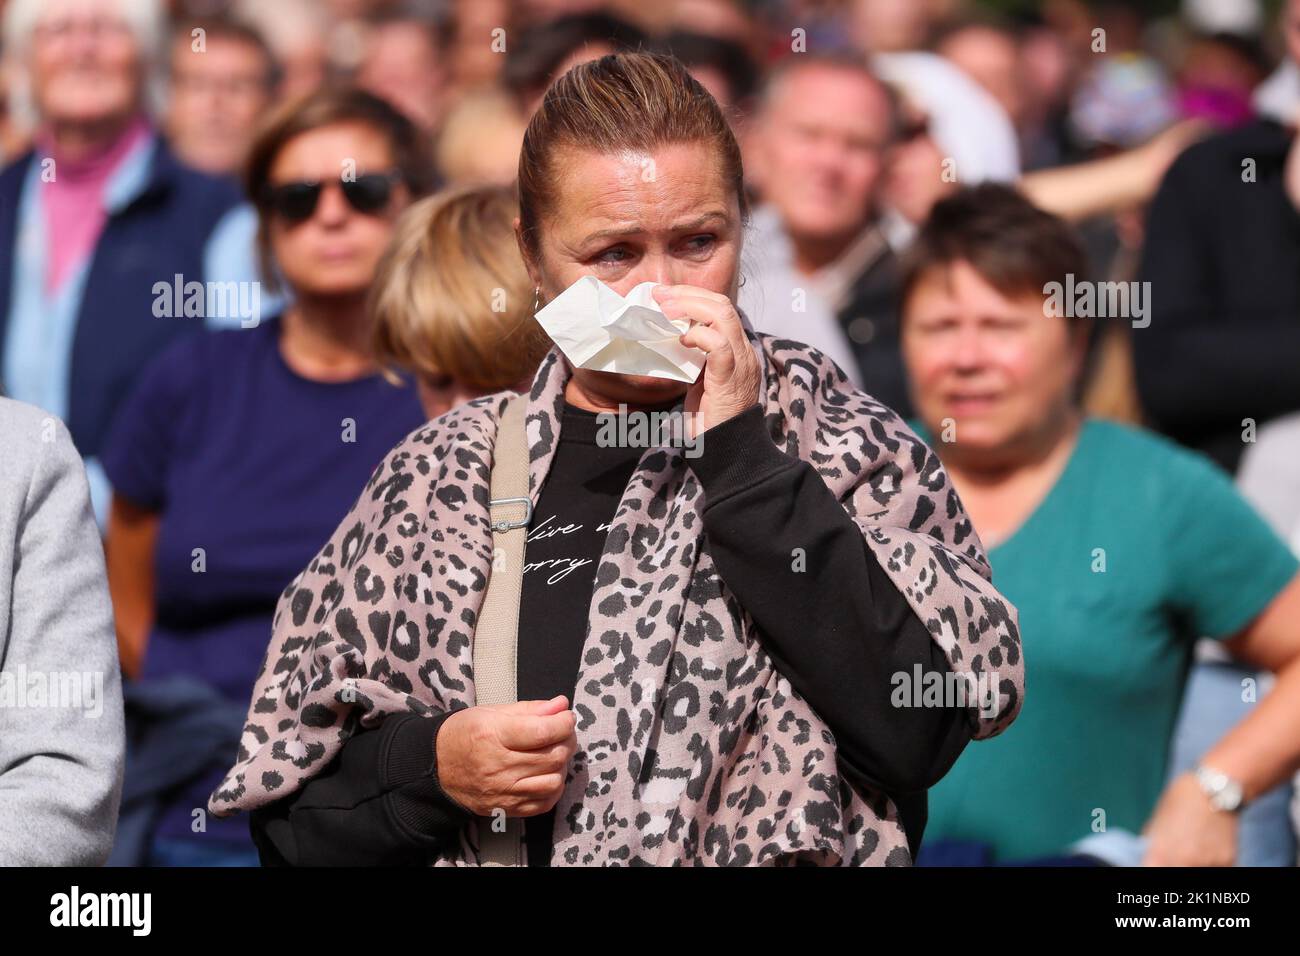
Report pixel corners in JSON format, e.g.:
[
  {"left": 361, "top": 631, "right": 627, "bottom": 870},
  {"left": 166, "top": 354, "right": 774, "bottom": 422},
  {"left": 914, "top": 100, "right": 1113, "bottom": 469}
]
[{"left": 919, "top": 418, "right": 1298, "bottom": 861}]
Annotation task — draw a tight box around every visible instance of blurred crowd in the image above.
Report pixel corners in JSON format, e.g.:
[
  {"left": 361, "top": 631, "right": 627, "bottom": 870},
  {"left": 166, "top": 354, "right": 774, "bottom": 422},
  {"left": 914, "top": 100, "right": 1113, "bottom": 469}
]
[{"left": 2, "top": 0, "right": 1300, "bottom": 868}]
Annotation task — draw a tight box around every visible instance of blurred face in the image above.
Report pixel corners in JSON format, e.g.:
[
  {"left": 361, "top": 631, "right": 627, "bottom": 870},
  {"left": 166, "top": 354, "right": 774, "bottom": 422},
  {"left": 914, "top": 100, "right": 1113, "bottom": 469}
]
[
  {"left": 1018, "top": 27, "right": 1072, "bottom": 119},
  {"left": 266, "top": 122, "right": 411, "bottom": 299},
  {"left": 884, "top": 118, "right": 957, "bottom": 226},
  {"left": 519, "top": 141, "right": 743, "bottom": 407},
  {"left": 901, "top": 260, "right": 1086, "bottom": 467},
  {"left": 689, "top": 65, "right": 735, "bottom": 114},
  {"left": 166, "top": 35, "right": 274, "bottom": 176},
  {"left": 356, "top": 23, "right": 444, "bottom": 130},
  {"left": 523, "top": 42, "right": 615, "bottom": 115},
  {"left": 30, "top": 0, "right": 141, "bottom": 129},
  {"left": 752, "top": 66, "right": 892, "bottom": 243},
  {"left": 852, "top": 0, "right": 932, "bottom": 53},
  {"left": 450, "top": 0, "right": 510, "bottom": 86},
  {"left": 938, "top": 27, "right": 1024, "bottom": 127},
  {"left": 279, "top": 42, "right": 328, "bottom": 102}
]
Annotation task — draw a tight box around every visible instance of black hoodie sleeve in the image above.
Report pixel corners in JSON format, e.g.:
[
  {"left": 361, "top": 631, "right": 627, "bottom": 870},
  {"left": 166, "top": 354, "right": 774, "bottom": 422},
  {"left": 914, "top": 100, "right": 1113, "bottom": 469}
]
[
  {"left": 249, "top": 710, "right": 472, "bottom": 866},
  {"left": 688, "top": 405, "right": 973, "bottom": 801}
]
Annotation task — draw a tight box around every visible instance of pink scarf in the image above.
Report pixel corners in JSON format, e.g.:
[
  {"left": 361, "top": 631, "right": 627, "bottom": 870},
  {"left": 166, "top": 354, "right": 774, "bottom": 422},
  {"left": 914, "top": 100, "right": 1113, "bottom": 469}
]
[{"left": 37, "top": 116, "right": 151, "bottom": 294}]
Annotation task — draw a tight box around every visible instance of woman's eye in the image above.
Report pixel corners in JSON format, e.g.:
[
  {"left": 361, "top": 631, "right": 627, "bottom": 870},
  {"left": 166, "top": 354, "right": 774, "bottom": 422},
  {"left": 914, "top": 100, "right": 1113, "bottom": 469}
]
[
  {"left": 595, "top": 247, "right": 632, "bottom": 264},
  {"left": 682, "top": 235, "right": 715, "bottom": 254}
]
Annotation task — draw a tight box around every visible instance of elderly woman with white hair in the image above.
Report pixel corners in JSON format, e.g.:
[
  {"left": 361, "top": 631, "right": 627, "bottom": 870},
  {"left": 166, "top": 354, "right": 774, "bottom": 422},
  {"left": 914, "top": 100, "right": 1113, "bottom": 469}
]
[{"left": 0, "top": 0, "right": 244, "bottom": 525}]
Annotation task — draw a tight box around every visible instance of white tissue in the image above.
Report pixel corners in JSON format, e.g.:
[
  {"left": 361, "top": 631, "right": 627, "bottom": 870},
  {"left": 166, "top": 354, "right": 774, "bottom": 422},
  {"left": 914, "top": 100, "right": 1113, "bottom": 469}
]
[{"left": 533, "top": 276, "right": 705, "bottom": 384}]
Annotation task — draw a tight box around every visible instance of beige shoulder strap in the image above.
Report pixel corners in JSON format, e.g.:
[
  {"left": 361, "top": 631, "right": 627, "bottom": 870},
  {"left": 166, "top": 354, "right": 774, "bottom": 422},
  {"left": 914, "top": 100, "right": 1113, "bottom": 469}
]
[{"left": 473, "top": 392, "right": 530, "bottom": 866}]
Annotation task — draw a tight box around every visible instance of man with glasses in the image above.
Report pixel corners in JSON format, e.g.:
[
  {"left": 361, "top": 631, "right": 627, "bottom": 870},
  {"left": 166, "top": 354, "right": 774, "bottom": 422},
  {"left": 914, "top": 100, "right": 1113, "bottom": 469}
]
[
  {"left": 164, "top": 16, "right": 280, "bottom": 179},
  {"left": 0, "top": 0, "right": 243, "bottom": 527}
]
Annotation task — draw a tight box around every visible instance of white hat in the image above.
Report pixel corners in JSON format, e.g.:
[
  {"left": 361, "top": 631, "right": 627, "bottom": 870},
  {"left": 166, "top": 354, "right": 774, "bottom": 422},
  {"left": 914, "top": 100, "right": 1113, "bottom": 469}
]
[{"left": 1182, "top": 0, "right": 1263, "bottom": 38}]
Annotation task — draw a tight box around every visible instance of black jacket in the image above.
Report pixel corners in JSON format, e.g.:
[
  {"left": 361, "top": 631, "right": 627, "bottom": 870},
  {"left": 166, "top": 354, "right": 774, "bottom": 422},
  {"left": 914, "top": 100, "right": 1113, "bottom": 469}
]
[{"left": 1135, "top": 119, "right": 1300, "bottom": 473}]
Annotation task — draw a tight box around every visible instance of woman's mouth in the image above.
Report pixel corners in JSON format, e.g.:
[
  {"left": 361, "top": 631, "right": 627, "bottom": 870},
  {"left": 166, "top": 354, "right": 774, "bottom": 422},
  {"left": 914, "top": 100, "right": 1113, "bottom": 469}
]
[{"left": 945, "top": 392, "right": 1001, "bottom": 415}]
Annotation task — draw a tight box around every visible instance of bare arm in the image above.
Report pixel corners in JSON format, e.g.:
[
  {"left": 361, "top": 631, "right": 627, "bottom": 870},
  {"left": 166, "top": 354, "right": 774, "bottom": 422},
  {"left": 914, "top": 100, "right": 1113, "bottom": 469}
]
[
  {"left": 1143, "top": 573, "right": 1300, "bottom": 865},
  {"left": 1204, "top": 573, "right": 1300, "bottom": 800},
  {"left": 104, "top": 494, "right": 158, "bottom": 679},
  {"left": 1019, "top": 120, "right": 1207, "bottom": 222}
]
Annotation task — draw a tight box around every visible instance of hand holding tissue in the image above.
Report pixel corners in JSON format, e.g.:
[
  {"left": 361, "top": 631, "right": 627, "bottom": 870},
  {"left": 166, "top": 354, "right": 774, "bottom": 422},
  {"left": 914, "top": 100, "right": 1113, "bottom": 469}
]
[{"left": 533, "top": 276, "right": 707, "bottom": 384}]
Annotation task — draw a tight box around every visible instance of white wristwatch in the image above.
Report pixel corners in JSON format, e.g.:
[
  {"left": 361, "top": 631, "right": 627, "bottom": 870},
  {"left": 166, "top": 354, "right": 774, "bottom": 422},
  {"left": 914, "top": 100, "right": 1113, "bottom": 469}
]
[{"left": 1193, "top": 764, "right": 1245, "bottom": 813}]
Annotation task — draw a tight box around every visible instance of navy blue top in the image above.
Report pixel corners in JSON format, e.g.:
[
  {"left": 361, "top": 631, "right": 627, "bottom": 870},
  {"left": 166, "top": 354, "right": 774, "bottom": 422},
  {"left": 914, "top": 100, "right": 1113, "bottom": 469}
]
[
  {"left": 102, "top": 316, "right": 427, "bottom": 846},
  {"left": 0, "top": 140, "right": 242, "bottom": 460}
]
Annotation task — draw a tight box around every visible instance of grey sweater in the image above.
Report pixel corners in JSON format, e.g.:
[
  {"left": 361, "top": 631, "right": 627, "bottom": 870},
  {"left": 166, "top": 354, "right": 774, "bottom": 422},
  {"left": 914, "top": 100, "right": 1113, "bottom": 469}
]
[{"left": 0, "top": 397, "right": 123, "bottom": 864}]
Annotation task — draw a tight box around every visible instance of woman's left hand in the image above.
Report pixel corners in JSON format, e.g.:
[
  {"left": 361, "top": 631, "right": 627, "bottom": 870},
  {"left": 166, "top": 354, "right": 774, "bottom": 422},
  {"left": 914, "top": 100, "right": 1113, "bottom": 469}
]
[
  {"left": 652, "top": 284, "right": 761, "bottom": 437},
  {"left": 1141, "top": 771, "right": 1238, "bottom": 866}
]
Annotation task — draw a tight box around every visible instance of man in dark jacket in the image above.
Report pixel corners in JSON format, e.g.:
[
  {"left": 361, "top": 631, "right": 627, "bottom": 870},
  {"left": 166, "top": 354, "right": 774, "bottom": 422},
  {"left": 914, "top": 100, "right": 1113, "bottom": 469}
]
[
  {"left": 741, "top": 52, "right": 909, "bottom": 414},
  {"left": 1134, "top": 0, "right": 1300, "bottom": 473},
  {"left": 0, "top": 0, "right": 244, "bottom": 524}
]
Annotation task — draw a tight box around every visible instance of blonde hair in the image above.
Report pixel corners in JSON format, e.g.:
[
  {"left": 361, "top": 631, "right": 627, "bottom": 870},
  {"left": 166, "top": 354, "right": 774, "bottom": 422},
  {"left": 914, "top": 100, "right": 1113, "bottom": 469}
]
[
  {"left": 370, "top": 184, "right": 550, "bottom": 389},
  {"left": 434, "top": 87, "right": 526, "bottom": 187}
]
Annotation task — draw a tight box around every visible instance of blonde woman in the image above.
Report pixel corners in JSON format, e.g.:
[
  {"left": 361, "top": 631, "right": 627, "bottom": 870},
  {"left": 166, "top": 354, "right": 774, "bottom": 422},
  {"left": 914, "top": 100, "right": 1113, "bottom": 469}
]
[{"left": 370, "top": 185, "right": 551, "bottom": 419}]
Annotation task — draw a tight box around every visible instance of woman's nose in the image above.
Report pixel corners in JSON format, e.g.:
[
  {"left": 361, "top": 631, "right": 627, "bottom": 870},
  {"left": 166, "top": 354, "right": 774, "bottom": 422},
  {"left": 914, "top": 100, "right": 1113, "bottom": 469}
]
[
  {"left": 314, "top": 181, "right": 352, "bottom": 226},
  {"left": 634, "top": 253, "right": 681, "bottom": 289},
  {"left": 952, "top": 327, "right": 989, "bottom": 370}
]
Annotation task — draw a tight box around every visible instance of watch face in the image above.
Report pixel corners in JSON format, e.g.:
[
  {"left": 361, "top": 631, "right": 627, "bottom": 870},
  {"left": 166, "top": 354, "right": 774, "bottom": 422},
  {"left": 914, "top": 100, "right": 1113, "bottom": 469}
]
[
  {"left": 1198, "top": 767, "right": 1243, "bottom": 811},
  {"left": 1220, "top": 783, "right": 1244, "bottom": 812}
]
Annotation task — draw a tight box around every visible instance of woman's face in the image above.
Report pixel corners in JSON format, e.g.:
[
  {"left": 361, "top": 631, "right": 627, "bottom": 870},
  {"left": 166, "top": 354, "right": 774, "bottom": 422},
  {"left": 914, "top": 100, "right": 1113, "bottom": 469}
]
[
  {"left": 267, "top": 121, "right": 411, "bottom": 299},
  {"left": 901, "top": 259, "right": 1086, "bottom": 465},
  {"left": 519, "top": 141, "right": 743, "bottom": 406},
  {"left": 885, "top": 121, "right": 958, "bottom": 227}
]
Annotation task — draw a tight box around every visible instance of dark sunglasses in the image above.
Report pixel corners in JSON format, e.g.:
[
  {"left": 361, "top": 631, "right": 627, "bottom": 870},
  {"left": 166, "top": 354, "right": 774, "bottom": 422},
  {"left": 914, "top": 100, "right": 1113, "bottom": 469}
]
[{"left": 262, "top": 171, "right": 403, "bottom": 223}]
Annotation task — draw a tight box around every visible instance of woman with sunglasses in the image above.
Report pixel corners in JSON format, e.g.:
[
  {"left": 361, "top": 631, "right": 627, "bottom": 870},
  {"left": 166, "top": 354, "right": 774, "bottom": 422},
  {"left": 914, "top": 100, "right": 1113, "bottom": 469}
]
[{"left": 100, "top": 88, "right": 432, "bottom": 867}]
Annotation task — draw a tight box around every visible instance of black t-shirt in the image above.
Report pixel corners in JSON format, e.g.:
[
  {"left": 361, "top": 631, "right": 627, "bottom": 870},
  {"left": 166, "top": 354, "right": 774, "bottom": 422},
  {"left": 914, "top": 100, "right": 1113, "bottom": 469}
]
[{"left": 516, "top": 402, "right": 645, "bottom": 865}]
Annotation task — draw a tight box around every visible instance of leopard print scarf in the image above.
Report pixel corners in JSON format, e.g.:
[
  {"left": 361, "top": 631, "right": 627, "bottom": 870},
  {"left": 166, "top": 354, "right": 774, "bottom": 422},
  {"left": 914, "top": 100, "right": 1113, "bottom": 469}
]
[{"left": 209, "top": 334, "right": 1023, "bottom": 865}]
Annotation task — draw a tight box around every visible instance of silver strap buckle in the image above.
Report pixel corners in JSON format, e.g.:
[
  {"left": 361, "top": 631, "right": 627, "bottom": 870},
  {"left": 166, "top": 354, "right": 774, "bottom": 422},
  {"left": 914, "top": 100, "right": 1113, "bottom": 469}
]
[{"left": 489, "top": 496, "right": 532, "bottom": 532}]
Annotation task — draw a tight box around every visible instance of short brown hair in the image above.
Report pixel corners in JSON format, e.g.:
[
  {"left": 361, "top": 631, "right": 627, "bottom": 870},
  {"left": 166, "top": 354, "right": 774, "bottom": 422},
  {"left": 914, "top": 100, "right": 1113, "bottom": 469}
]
[
  {"left": 245, "top": 87, "right": 437, "bottom": 292},
  {"left": 899, "top": 183, "right": 1089, "bottom": 318},
  {"left": 517, "top": 51, "right": 748, "bottom": 261},
  {"left": 369, "top": 185, "right": 551, "bottom": 390},
  {"left": 171, "top": 16, "right": 280, "bottom": 90}
]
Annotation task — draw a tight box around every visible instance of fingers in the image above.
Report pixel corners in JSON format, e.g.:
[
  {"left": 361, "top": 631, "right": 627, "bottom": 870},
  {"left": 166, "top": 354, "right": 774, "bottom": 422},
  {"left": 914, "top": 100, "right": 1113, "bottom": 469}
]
[
  {"left": 512, "top": 772, "right": 567, "bottom": 799},
  {"left": 440, "top": 703, "right": 577, "bottom": 817},
  {"left": 655, "top": 286, "right": 749, "bottom": 376},
  {"left": 652, "top": 283, "right": 731, "bottom": 306},
  {"left": 509, "top": 774, "right": 568, "bottom": 817},
  {"left": 511, "top": 731, "right": 578, "bottom": 772},
  {"left": 679, "top": 323, "right": 734, "bottom": 376},
  {"left": 496, "top": 704, "right": 576, "bottom": 751},
  {"left": 491, "top": 730, "right": 576, "bottom": 817},
  {"left": 653, "top": 284, "right": 746, "bottom": 348},
  {"left": 492, "top": 695, "right": 569, "bottom": 717}
]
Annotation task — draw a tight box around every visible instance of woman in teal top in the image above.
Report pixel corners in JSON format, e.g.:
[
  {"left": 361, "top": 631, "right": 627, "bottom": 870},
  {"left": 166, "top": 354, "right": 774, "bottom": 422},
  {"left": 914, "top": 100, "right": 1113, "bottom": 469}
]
[{"left": 898, "top": 185, "right": 1300, "bottom": 864}]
